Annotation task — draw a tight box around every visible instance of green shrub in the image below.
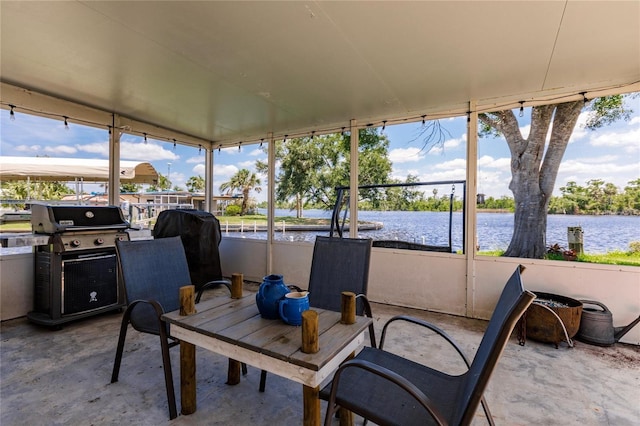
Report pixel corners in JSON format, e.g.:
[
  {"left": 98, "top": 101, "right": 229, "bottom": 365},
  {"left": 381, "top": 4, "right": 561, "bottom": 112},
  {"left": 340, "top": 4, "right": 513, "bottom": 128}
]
[
  {"left": 225, "top": 204, "right": 242, "bottom": 216},
  {"left": 629, "top": 241, "right": 640, "bottom": 253}
]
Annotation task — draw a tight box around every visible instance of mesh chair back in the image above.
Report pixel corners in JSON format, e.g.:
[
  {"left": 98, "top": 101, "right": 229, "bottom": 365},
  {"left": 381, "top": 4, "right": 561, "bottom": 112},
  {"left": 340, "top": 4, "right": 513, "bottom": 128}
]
[
  {"left": 457, "top": 267, "right": 534, "bottom": 424},
  {"left": 308, "top": 236, "right": 372, "bottom": 315},
  {"left": 116, "top": 236, "right": 192, "bottom": 334}
]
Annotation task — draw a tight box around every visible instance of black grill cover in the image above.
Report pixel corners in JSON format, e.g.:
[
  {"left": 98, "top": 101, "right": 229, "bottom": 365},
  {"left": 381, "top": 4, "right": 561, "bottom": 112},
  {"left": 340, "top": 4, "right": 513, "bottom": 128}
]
[{"left": 153, "top": 209, "right": 223, "bottom": 290}]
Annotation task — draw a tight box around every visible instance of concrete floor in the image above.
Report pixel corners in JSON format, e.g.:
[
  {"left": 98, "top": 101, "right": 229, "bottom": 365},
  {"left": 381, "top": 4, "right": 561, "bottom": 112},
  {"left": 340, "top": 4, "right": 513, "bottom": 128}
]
[{"left": 1, "top": 285, "right": 639, "bottom": 426}]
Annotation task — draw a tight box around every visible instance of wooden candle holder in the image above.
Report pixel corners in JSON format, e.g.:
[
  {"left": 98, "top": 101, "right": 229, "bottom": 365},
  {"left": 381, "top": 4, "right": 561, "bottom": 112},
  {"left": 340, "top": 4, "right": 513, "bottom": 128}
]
[
  {"left": 301, "top": 310, "right": 319, "bottom": 354},
  {"left": 231, "top": 273, "right": 243, "bottom": 299},
  {"left": 341, "top": 291, "right": 356, "bottom": 324}
]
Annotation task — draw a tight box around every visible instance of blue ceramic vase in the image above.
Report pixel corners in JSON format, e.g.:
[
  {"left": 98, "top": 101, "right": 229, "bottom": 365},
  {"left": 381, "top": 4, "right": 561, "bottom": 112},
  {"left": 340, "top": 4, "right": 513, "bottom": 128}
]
[{"left": 256, "top": 274, "right": 290, "bottom": 319}]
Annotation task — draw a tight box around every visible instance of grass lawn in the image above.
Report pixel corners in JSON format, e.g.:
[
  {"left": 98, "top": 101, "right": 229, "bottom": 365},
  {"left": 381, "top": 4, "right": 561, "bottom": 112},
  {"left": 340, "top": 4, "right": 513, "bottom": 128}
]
[{"left": 478, "top": 250, "right": 640, "bottom": 267}]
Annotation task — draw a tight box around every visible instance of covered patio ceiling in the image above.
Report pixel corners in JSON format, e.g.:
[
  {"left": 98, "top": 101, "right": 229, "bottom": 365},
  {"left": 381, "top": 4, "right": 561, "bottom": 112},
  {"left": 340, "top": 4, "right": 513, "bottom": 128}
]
[{"left": 1, "top": 1, "right": 639, "bottom": 148}]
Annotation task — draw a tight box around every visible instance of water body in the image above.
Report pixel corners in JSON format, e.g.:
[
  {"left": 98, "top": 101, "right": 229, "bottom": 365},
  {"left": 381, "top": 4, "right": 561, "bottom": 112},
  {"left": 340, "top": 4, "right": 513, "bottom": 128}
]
[{"left": 235, "top": 209, "right": 640, "bottom": 254}]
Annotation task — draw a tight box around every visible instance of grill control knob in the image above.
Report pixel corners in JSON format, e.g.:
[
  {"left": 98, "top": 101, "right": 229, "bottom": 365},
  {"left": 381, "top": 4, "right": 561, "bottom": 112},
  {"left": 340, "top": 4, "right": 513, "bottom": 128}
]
[
  {"left": 70, "top": 239, "right": 81, "bottom": 248},
  {"left": 95, "top": 237, "right": 105, "bottom": 245}
]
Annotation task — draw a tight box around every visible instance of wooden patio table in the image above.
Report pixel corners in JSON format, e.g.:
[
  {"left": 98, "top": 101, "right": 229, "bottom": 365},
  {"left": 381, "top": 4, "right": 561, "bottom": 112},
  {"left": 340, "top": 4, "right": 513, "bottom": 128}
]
[{"left": 162, "top": 292, "right": 372, "bottom": 425}]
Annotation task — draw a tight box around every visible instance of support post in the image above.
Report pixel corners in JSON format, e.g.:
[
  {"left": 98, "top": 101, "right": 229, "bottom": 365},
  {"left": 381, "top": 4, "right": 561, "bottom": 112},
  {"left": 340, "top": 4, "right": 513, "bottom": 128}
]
[{"left": 179, "top": 285, "right": 197, "bottom": 415}]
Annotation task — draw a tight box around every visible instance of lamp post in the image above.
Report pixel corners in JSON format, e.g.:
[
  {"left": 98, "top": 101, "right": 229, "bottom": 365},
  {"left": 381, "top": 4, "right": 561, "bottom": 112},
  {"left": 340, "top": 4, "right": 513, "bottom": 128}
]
[{"left": 167, "top": 162, "right": 171, "bottom": 183}]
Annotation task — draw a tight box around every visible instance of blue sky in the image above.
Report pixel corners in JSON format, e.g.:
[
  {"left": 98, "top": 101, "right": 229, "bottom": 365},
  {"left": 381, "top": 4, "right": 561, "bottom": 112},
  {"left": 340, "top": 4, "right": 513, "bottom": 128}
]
[{"left": 1, "top": 96, "right": 638, "bottom": 202}]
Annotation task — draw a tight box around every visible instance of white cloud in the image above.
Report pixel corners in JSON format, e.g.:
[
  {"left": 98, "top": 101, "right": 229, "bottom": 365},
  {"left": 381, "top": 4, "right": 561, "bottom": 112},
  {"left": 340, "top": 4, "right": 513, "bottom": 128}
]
[
  {"left": 389, "top": 147, "right": 424, "bottom": 164},
  {"left": 14, "top": 144, "right": 42, "bottom": 153},
  {"left": 77, "top": 142, "right": 109, "bottom": 157},
  {"left": 220, "top": 147, "right": 240, "bottom": 155},
  {"left": 570, "top": 111, "right": 591, "bottom": 141},
  {"left": 119, "top": 142, "right": 179, "bottom": 161},
  {"left": 478, "top": 169, "right": 510, "bottom": 197},
  {"left": 44, "top": 145, "right": 78, "bottom": 155},
  {"left": 588, "top": 127, "right": 640, "bottom": 154},
  {"left": 434, "top": 158, "right": 466, "bottom": 170},
  {"left": 417, "top": 168, "right": 466, "bottom": 182},
  {"left": 213, "top": 164, "right": 239, "bottom": 179},
  {"left": 478, "top": 155, "right": 510, "bottom": 169},
  {"left": 192, "top": 164, "right": 205, "bottom": 176},
  {"left": 186, "top": 156, "right": 204, "bottom": 164},
  {"left": 169, "top": 172, "right": 186, "bottom": 187},
  {"left": 428, "top": 134, "right": 465, "bottom": 155},
  {"left": 249, "top": 148, "right": 263, "bottom": 156}
]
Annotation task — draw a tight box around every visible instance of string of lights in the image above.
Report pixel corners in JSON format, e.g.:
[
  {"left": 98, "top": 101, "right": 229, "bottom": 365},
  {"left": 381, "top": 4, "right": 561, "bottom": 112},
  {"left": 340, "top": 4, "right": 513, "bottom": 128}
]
[{"left": 3, "top": 79, "right": 638, "bottom": 153}]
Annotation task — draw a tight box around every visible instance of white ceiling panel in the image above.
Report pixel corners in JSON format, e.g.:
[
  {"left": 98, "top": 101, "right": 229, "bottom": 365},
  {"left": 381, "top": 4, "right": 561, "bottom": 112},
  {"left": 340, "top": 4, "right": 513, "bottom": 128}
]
[{"left": 1, "top": 1, "right": 638, "bottom": 146}]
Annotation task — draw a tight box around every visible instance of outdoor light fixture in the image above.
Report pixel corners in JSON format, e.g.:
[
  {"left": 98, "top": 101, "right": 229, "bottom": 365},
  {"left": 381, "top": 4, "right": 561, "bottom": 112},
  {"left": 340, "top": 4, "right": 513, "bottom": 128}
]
[
  {"left": 260, "top": 138, "right": 264, "bottom": 147},
  {"left": 63, "top": 116, "right": 69, "bottom": 130},
  {"left": 422, "top": 115, "right": 426, "bottom": 125},
  {"left": 382, "top": 120, "right": 386, "bottom": 131},
  {"left": 9, "top": 105, "right": 16, "bottom": 121},
  {"left": 143, "top": 133, "right": 147, "bottom": 144},
  {"left": 173, "top": 139, "right": 177, "bottom": 150},
  {"left": 519, "top": 101, "right": 525, "bottom": 117}
]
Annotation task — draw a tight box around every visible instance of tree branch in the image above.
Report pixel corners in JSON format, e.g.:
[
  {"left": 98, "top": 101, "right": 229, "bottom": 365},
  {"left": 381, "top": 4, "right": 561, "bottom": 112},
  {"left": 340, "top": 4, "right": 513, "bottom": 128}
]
[{"left": 540, "top": 101, "right": 583, "bottom": 198}]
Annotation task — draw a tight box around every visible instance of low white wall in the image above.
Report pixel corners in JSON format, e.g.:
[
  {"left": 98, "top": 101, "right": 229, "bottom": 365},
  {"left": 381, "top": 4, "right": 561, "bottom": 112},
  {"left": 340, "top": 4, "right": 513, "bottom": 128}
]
[
  {"left": 473, "top": 256, "right": 640, "bottom": 344},
  {"left": 0, "top": 251, "right": 34, "bottom": 321},
  {"left": 220, "top": 240, "right": 639, "bottom": 345},
  {"left": 368, "top": 248, "right": 468, "bottom": 316},
  {"left": 219, "top": 238, "right": 268, "bottom": 283},
  {"left": 4, "top": 239, "right": 639, "bottom": 346}
]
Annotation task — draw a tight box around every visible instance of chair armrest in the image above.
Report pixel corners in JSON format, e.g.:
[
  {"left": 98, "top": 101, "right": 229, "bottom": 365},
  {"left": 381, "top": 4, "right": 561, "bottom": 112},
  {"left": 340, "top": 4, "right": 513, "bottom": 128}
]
[
  {"left": 128, "top": 298, "right": 165, "bottom": 318},
  {"left": 195, "top": 279, "right": 232, "bottom": 303},
  {"left": 326, "top": 358, "right": 447, "bottom": 426},
  {"left": 355, "top": 294, "right": 377, "bottom": 348},
  {"left": 125, "top": 299, "right": 177, "bottom": 345},
  {"left": 380, "top": 315, "right": 472, "bottom": 368}
]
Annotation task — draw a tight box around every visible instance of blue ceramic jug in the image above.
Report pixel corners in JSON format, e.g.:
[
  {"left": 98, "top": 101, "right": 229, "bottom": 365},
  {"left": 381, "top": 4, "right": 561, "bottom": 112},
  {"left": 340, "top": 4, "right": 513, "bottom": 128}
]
[{"left": 256, "top": 274, "right": 290, "bottom": 319}]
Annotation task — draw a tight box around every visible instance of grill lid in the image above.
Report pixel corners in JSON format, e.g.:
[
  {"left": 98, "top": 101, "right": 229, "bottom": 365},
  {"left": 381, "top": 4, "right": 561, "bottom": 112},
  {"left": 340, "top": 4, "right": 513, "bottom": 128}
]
[{"left": 31, "top": 204, "right": 129, "bottom": 234}]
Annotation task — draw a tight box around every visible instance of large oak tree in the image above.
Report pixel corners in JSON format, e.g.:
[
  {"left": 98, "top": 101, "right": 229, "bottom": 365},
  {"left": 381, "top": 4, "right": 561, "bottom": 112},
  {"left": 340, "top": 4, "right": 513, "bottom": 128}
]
[
  {"left": 478, "top": 95, "right": 633, "bottom": 258},
  {"left": 257, "top": 128, "right": 393, "bottom": 218}
]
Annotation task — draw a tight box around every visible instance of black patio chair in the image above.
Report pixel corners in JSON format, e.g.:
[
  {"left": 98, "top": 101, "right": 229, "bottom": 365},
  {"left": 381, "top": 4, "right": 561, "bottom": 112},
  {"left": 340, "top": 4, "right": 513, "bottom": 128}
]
[
  {"left": 111, "top": 236, "right": 241, "bottom": 420},
  {"left": 323, "top": 265, "right": 535, "bottom": 426},
  {"left": 259, "top": 235, "right": 375, "bottom": 392}
]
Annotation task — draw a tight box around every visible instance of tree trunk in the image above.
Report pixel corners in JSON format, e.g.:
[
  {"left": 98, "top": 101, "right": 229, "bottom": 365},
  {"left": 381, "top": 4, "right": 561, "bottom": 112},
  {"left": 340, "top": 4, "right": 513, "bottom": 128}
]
[
  {"left": 241, "top": 189, "right": 249, "bottom": 215},
  {"left": 482, "top": 101, "right": 583, "bottom": 258},
  {"left": 296, "top": 193, "right": 303, "bottom": 218}
]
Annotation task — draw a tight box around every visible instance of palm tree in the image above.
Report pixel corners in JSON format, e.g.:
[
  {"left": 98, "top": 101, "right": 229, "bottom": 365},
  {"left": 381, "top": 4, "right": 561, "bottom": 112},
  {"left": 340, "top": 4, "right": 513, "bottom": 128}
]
[
  {"left": 219, "top": 169, "right": 262, "bottom": 215},
  {"left": 186, "top": 175, "right": 205, "bottom": 192}
]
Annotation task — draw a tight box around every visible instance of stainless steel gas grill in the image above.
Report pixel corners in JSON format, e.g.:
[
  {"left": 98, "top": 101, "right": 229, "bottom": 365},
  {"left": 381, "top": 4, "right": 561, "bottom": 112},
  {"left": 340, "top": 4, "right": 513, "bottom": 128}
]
[{"left": 28, "top": 204, "right": 130, "bottom": 327}]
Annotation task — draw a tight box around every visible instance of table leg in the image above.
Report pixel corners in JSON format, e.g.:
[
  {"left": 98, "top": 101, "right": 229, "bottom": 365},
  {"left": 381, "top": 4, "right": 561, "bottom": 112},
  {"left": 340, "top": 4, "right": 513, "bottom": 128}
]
[
  {"left": 226, "top": 359, "right": 242, "bottom": 385},
  {"left": 303, "top": 384, "right": 321, "bottom": 426},
  {"left": 180, "top": 341, "right": 197, "bottom": 415}
]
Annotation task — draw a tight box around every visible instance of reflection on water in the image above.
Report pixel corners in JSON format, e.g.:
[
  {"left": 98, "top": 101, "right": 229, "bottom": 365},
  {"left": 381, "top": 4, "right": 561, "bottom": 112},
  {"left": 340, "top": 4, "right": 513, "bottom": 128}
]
[{"left": 226, "top": 209, "right": 640, "bottom": 254}]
